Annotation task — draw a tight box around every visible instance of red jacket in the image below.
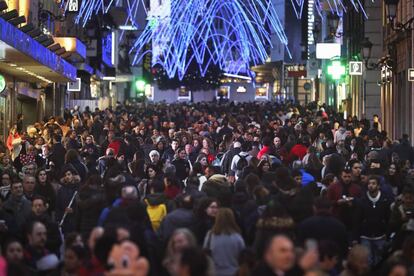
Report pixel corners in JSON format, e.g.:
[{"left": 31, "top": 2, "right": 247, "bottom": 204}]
[
  {"left": 257, "top": 145, "right": 271, "bottom": 159},
  {"left": 290, "top": 144, "right": 308, "bottom": 160},
  {"left": 327, "top": 181, "right": 362, "bottom": 218}
]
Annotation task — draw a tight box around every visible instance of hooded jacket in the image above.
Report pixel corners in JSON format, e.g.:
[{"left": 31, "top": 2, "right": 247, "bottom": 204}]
[{"left": 145, "top": 193, "right": 167, "bottom": 231}]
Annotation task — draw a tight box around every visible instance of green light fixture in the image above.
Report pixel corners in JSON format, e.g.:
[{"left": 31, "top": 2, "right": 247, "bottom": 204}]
[
  {"left": 135, "top": 79, "right": 146, "bottom": 92},
  {"left": 327, "top": 61, "right": 346, "bottom": 80}
]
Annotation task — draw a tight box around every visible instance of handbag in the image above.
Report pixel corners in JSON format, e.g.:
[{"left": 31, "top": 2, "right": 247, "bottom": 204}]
[{"left": 203, "top": 231, "right": 213, "bottom": 256}]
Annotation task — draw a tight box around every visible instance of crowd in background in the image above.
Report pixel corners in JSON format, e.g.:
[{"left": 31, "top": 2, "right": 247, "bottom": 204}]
[{"left": 0, "top": 100, "right": 413, "bottom": 275}]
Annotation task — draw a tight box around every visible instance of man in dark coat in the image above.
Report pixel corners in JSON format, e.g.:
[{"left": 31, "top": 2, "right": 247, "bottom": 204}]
[
  {"left": 157, "top": 195, "right": 195, "bottom": 242},
  {"left": 297, "top": 197, "right": 348, "bottom": 257}
]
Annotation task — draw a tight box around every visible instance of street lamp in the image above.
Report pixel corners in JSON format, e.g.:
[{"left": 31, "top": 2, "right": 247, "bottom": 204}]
[
  {"left": 384, "top": 0, "right": 399, "bottom": 21},
  {"left": 327, "top": 14, "right": 343, "bottom": 38},
  {"left": 360, "top": 37, "right": 379, "bottom": 69},
  {"left": 384, "top": 0, "right": 414, "bottom": 31}
]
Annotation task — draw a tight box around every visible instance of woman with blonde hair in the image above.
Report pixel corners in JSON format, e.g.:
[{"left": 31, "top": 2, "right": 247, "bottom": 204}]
[
  {"left": 163, "top": 228, "right": 197, "bottom": 276},
  {"left": 203, "top": 208, "right": 245, "bottom": 276}
]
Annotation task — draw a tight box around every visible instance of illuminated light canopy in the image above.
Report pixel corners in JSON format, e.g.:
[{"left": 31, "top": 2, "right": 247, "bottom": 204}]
[
  {"left": 327, "top": 61, "right": 346, "bottom": 80},
  {"left": 131, "top": 0, "right": 290, "bottom": 80}
]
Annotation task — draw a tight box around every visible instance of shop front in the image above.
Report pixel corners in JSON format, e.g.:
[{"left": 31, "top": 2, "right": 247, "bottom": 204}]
[{"left": 0, "top": 15, "right": 76, "bottom": 140}]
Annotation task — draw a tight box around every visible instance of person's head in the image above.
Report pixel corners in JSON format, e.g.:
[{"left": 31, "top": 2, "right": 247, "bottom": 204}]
[
  {"left": 197, "top": 197, "right": 219, "bottom": 219},
  {"left": 196, "top": 154, "right": 208, "bottom": 167},
  {"left": 167, "top": 228, "right": 197, "bottom": 256},
  {"left": 121, "top": 185, "right": 138, "bottom": 200},
  {"left": 3, "top": 238, "right": 24, "bottom": 263},
  {"left": 10, "top": 181, "right": 23, "bottom": 198},
  {"left": 211, "top": 208, "right": 240, "bottom": 235},
  {"left": 177, "top": 247, "right": 209, "bottom": 276},
  {"left": 1, "top": 172, "right": 11, "bottom": 186},
  {"left": 146, "top": 165, "right": 158, "bottom": 179},
  {"left": 388, "top": 163, "right": 398, "bottom": 176},
  {"left": 313, "top": 197, "right": 332, "bottom": 214},
  {"left": 171, "top": 139, "right": 179, "bottom": 151},
  {"left": 64, "top": 246, "right": 85, "bottom": 273},
  {"left": 367, "top": 175, "right": 380, "bottom": 196},
  {"left": 291, "top": 169, "right": 302, "bottom": 187},
  {"left": 258, "top": 160, "right": 271, "bottom": 173},
  {"left": 106, "top": 147, "right": 115, "bottom": 158},
  {"left": 36, "top": 169, "right": 48, "bottom": 184},
  {"left": 149, "top": 150, "right": 160, "bottom": 163},
  {"left": 24, "top": 162, "right": 37, "bottom": 176},
  {"left": 65, "top": 232, "right": 84, "bottom": 249},
  {"left": 318, "top": 240, "right": 339, "bottom": 272},
  {"left": 23, "top": 175, "right": 36, "bottom": 194},
  {"left": 264, "top": 235, "right": 296, "bottom": 273},
  {"left": 341, "top": 169, "right": 352, "bottom": 185},
  {"left": 346, "top": 245, "right": 370, "bottom": 275},
  {"left": 65, "top": 149, "right": 80, "bottom": 164},
  {"left": 32, "top": 195, "right": 48, "bottom": 216},
  {"left": 27, "top": 221, "right": 47, "bottom": 250},
  {"left": 349, "top": 160, "right": 362, "bottom": 178},
  {"left": 402, "top": 188, "right": 414, "bottom": 209},
  {"left": 85, "top": 135, "right": 93, "bottom": 145},
  {"left": 175, "top": 147, "right": 186, "bottom": 160},
  {"left": 61, "top": 166, "right": 77, "bottom": 184}
]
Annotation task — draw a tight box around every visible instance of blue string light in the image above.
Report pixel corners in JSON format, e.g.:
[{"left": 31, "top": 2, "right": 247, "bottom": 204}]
[{"left": 131, "top": 0, "right": 291, "bottom": 80}]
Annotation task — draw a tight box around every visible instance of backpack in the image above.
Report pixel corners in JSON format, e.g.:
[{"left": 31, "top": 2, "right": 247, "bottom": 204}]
[
  {"left": 145, "top": 201, "right": 167, "bottom": 231},
  {"left": 236, "top": 154, "right": 248, "bottom": 171}
]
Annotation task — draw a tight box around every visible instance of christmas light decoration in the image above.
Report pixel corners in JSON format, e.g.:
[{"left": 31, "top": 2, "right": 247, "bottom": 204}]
[{"left": 131, "top": 0, "right": 290, "bottom": 80}]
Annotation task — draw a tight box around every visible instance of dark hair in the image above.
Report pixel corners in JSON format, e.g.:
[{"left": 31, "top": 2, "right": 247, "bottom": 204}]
[
  {"left": 196, "top": 197, "right": 218, "bottom": 219},
  {"left": 313, "top": 197, "right": 332, "bottom": 211},
  {"left": 291, "top": 169, "right": 302, "bottom": 178},
  {"left": 66, "top": 245, "right": 86, "bottom": 260},
  {"left": 65, "top": 149, "right": 80, "bottom": 164},
  {"left": 31, "top": 195, "right": 47, "bottom": 205},
  {"left": 64, "top": 232, "right": 82, "bottom": 249},
  {"left": 318, "top": 240, "right": 339, "bottom": 261},
  {"left": 179, "top": 247, "right": 209, "bottom": 276},
  {"left": 368, "top": 175, "right": 381, "bottom": 185}
]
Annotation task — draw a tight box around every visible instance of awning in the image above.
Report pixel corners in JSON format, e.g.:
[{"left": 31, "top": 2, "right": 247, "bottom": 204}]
[{"left": 0, "top": 16, "right": 77, "bottom": 83}]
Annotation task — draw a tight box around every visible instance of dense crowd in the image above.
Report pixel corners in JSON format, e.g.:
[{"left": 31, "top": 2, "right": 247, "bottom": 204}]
[{"left": 0, "top": 101, "right": 413, "bottom": 275}]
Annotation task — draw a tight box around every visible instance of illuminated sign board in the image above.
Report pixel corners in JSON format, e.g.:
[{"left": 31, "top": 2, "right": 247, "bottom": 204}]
[
  {"left": 316, "top": 43, "right": 341, "bottom": 59},
  {"left": 0, "top": 74, "right": 5, "bottom": 93}
]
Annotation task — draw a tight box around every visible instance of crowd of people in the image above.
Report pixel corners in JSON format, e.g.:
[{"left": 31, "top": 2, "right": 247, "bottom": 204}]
[{"left": 0, "top": 100, "right": 413, "bottom": 276}]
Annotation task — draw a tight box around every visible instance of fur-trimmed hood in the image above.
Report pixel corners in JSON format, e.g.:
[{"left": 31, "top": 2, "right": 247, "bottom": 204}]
[{"left": 256, "top": 216, "right": 295, "bottom": 230}]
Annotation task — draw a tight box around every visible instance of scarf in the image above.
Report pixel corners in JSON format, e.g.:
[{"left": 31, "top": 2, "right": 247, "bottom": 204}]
[{"left": 367, "top": 191, "right": 381, "bottom": 208}]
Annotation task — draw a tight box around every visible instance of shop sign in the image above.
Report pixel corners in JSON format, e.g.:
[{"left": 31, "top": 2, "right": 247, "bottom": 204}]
[
  {"left": 408, "top": 68, "right": 414, "bottom": 82},
  {"left": 67, "top": 78, "right": 81, "bottom": 91},
  {"left": 67, "top": 0, "right": 80, "bottom": 13},
  {"left": 285, "top": 64, "right": 307, "bottom": 78},
  {"left": 349, "top": 61, "right": 363, "bottom": 75}
]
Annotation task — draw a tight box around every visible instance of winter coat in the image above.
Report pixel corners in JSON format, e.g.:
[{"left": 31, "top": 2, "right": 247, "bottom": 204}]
[
  {"left": 353, "top": 192, "right": 391, "bottom": 240},
  {"left": 171, "top": 158, "right": 191, "bottom": 182},
  {"left": 2, "top": 196, "right": 31, "bottom": 231},
  {"left": 76, "top": 186, "right": 106, "bottom": 240},
  {"left": 203, "top": 232, "right": 245, "bottom": 276},
  {"left": 157, "top": 208, "right": 195, "bottom": 242},
  {"left": 297, "top": 211, "right": 348, "bottom": 257},
  {"left": 56, "top": 182, "right": 79, "bottom": 234}
]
